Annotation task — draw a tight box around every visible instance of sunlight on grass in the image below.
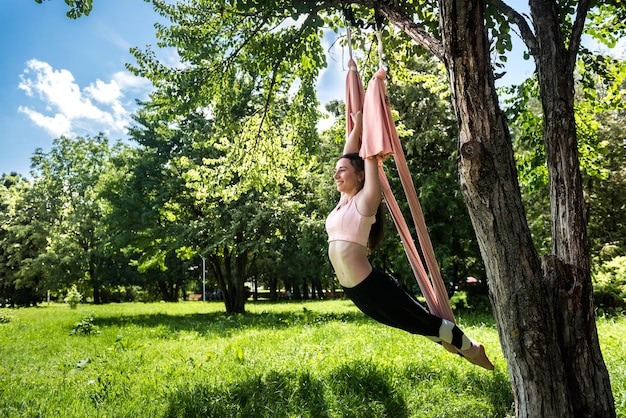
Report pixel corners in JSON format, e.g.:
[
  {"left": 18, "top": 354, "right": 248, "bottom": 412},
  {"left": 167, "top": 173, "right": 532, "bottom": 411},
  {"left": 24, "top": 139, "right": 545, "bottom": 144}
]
[
  {"left": 598, "top": 316, "right": 626, "bottom": 414},
  {"left": 0, "top": 301, "right": 623, "bottom": 417}
]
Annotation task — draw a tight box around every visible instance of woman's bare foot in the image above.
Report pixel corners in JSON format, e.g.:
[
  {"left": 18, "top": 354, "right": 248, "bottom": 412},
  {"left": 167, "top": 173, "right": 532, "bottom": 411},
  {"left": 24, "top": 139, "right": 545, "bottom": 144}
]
[{"left": 460, "top": 342, "right": 494, "bottom": 370}]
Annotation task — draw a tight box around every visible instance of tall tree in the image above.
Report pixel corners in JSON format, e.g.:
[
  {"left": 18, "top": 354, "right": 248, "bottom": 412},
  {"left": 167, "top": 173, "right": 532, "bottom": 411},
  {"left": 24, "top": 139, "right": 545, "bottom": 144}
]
[
  {"left": 505, "top": 70, "right": 626, "bottom": 260},
  {"left": 30, "top": 134, "right": 117, "bottom": 303},
  {"left": 0, "top": 174, "right": 48, "bottom": 306},
  {"left": 101, "top": 111, "right": 199, "bottom": 303},
  {"left": 424, "top": 1, "right": 621, "bottom": 415},
  {"left": 106, "top": 83, "right": 320, "bottom": 312}
]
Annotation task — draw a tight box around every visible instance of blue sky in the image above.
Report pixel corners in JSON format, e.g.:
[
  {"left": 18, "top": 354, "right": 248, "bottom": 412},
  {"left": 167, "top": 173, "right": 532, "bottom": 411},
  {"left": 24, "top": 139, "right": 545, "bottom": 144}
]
[
  {"left": 2, "top": 0, "right": 169, "bottom": 176},
  {"left": 1, "top": 0, "right": 537, "bottom": 178}
]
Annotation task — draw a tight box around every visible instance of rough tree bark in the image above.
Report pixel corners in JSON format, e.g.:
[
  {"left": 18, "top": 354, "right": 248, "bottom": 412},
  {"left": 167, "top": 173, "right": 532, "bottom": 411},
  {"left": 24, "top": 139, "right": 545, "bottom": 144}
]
[
  {"left": 529, "top": 1, "right": 614, "bottom": 416},
  {"left": 375, "top": 0, "right": 615, "bottom": 416}
]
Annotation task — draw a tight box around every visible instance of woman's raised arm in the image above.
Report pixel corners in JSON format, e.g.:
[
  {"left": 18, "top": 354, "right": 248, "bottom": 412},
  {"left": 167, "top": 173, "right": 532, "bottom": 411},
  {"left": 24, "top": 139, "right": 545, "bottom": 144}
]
[
  {"left": 343, "top": 112, "right": 362, "bottom": 155},
  {"left": 358, "top": 156, "right": 382, "bottom": 216}
]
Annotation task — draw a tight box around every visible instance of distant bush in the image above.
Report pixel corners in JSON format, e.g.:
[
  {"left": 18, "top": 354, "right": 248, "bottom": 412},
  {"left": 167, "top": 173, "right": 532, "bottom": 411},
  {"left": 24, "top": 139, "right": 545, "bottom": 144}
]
[
  {"left": 70, "top": 316, "right": 100, "bottom": 336},
  {"left": 0, "top": 308, "right": 12, "bottom": 323},
  {"left": 450, "top": 281, "right": 493, "bottom": 315},
  {"left": 593, "top": 256, "right": 626, "bottom": 315},
  {"left": 64, "top": 285, "right": 83, "bottom": 309}
]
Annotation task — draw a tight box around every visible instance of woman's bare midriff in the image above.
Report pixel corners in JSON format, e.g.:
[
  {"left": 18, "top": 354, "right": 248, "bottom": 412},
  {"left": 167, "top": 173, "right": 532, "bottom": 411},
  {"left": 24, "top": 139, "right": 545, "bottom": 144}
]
[{"left": 328, "top": 240, "right": 373, "bottom": 288}]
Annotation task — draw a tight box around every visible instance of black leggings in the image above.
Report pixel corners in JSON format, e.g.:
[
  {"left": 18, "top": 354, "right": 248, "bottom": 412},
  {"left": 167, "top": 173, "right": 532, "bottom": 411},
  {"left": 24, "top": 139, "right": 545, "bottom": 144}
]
[{"left": 342, "top": 268, "right": 465, "bottom": 349}]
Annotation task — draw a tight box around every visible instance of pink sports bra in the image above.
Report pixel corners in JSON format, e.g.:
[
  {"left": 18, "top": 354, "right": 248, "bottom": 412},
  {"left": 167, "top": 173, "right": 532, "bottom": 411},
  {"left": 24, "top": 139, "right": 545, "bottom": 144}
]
[{"left": 326, "top": 194, "right": 376, "bottom": 247}]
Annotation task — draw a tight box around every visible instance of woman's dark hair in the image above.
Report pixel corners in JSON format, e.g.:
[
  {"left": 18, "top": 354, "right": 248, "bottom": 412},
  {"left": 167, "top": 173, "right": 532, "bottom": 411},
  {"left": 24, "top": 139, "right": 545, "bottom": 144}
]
[{"left": 340, "top": 153, "right": 385, "bottom": 250}]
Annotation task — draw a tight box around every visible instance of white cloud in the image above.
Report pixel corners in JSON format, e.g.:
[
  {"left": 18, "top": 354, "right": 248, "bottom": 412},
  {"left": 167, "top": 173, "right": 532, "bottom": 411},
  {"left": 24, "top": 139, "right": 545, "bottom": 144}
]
[
  {"left": 112, "top": 70, "right": 152, "bottom": 92},
  {"left": 17, "top": 107, "right": 71, "bottom": 138},
  {"left": 17, "top": 59, "right": 150, "bottom": 139},
  {"left": 316, "top": 112, "right": 336, "bottom": 133},
  {"left": 85, "top": 79, "right": 122, "bottom": 105},
  {"left": 162, "top": 48, "right": 184, "bottom": 69}
]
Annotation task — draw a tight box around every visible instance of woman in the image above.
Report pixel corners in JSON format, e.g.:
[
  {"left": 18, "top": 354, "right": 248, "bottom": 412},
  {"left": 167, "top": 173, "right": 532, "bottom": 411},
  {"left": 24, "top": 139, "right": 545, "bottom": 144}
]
[{"left": 326, "top": 111, "right": 494, "bottom": 370}]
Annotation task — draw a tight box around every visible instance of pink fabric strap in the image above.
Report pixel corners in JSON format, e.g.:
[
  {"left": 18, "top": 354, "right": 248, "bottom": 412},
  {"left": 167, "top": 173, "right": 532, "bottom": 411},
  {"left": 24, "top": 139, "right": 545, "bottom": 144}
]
[
  {"left": 378, "top": 150, "right": 455, "bottom": 321},
  {"left": 353, "top": 63, "right": 455, "bottom": 322}
]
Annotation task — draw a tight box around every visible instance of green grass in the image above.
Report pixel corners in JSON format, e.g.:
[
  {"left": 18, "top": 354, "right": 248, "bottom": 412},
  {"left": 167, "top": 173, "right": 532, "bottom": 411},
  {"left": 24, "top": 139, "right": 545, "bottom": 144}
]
[{"left": 0, "top": 301, "right": 623, "bottom": 417}]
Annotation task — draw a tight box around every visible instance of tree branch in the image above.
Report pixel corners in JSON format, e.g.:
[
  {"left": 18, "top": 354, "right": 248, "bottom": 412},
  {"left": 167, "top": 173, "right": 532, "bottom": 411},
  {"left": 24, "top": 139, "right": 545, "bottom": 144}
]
[
  {"left": 340, "top": 0, "right": 443, "bottom": 60},
  {"left": 568, "top": 0, "right": 591, "bottom": 72},
  {"left": 377, "top": 3, "right": 445, "bottom": 61},
  {"left": 489, "top": 0, "right": 538, "bottom": 56}
]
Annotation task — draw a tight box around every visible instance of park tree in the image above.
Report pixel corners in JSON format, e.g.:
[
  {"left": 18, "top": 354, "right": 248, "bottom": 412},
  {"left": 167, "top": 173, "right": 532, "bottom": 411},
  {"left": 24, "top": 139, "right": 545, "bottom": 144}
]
[
  {"left": 128, "top": 0, "right": 624, "bottom": 416},
  {"left": 506, "top": 71, "right": 626, "bottom": 273},
  {"left": 508, "top": 76, "right": 626, "bottom": 315},
  {"left": 382, "top": 2, "right": 623, "bottom": 416},
  {"left": 504, "top": 60, "right": 626, "bottom": 253},
  {"left": 29, "top": 134, "right": 119, "bottom": 303},
  {"left": 248, "top": 175, "right": 325, "bottom": 301},
  {"left": 0, "top": 174, "right": 48, "bottom": 306},
  {"left": 100, "top": 111, "right": 200, "bottom": 303},
  {"left": 104, "top": 78, "right": 322, "bottom": 311}
]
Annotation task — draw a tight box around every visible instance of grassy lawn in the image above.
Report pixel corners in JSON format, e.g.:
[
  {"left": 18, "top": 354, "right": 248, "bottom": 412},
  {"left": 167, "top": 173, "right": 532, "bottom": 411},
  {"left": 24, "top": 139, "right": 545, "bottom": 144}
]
[{"left": 0, "top": 301, "right": 624, "bottom": 417}]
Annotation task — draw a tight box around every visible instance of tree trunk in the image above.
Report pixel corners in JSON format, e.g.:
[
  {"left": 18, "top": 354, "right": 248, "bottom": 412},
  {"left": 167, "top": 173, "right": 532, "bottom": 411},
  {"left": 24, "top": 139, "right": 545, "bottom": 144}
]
[
  {"left": 93, "top": 285, "right": 102, "bottom": 304},
  {"left": 435, "top": 0, "right": 615, "bottom": 416},
  {"left": 233, "top": 252, "right": 248, "bottom": 313},
  {"left": 312, "top": 276, "right": 324, "bottom": 299},
  {"left": 528, "top": 3, "right": 614, "bottom": 413},
  {"left": 292, "top": 281, "right": 302, "bottom": 299},
  {"left": 268, "top": 276, "right": 279, "bottom": 301},
  {"left": 209, "top": 249, "right": 247, "bottom": 314}
]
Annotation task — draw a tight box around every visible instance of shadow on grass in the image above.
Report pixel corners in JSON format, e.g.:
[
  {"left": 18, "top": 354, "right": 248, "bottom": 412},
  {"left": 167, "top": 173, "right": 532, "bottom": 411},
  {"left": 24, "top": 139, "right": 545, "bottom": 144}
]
[
  {"left": 163, "top": 360, "right": 409, "bottom": 418},
  {"left": 89, "top": 301, "right": 497, "bottom": 338},
  {"left": 162, "top": 359, "right": 513, "bottom": 418},
  {"left": 91, "top": 308, "right": 371, "bottom": 338}
]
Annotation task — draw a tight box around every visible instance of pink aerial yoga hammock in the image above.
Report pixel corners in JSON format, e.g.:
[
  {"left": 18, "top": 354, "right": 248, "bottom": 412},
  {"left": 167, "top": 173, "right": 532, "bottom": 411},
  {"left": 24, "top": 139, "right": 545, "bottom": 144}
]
[{"left": 345, "top": 27, "right": 456, "bottom": 323}]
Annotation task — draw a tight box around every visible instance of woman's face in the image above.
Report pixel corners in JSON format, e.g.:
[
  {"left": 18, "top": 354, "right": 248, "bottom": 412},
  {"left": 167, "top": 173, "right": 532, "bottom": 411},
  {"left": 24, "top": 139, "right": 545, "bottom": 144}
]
[{"left": 334, "top": 157, "right": 364, "bottom": 194}]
